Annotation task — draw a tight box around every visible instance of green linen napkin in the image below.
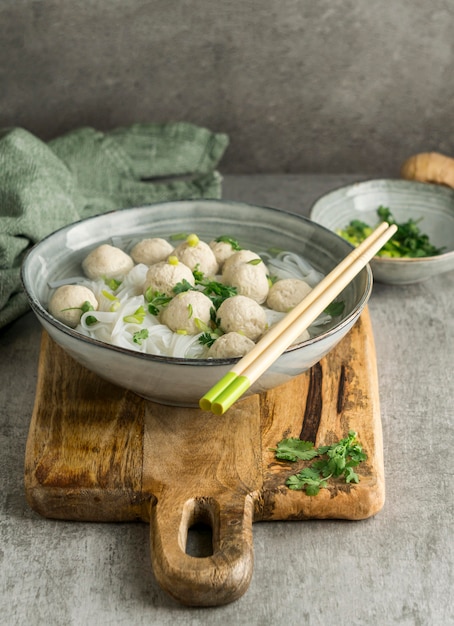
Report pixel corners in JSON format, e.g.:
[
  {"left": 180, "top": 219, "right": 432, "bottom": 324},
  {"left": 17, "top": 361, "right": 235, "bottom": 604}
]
[{"left": 0, "top": 122, "right": 229, "bottom": 329}]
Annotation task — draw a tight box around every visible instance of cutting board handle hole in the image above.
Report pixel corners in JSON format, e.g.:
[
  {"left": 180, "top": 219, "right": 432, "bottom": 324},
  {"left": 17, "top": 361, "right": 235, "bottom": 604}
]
[
  {"left": 181, "top": 497, "right": 218, "bottom": 559},
  {"left": 186, "top": 522, "right": 214, "bottom": 558}
]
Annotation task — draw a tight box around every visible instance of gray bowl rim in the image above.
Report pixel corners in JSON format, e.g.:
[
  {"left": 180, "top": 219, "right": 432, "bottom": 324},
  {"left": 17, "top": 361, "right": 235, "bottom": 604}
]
[
  {"left": 309, "top": 178, "right": 454, "bottom": 265},
  {"left": 21, "top": 198, "right": 373, "bottom": 368}
]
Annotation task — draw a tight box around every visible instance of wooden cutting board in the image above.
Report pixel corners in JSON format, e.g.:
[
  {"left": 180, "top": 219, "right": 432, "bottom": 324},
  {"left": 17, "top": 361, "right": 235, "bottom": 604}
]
[{"left": 24, "top": 307, "right": 384, "bottom": 607}]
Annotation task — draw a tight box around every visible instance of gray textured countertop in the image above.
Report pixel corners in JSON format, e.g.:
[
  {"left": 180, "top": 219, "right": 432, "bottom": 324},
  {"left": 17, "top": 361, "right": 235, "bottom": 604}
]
[{"left": 1, "top": 175, "right": 453, "bottom": 626}]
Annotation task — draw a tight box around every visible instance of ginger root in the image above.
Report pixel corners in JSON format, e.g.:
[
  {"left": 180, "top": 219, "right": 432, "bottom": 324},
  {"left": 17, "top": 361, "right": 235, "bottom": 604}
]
[{"left": 401, "top": 152, "right": 454, "bottom": 188}]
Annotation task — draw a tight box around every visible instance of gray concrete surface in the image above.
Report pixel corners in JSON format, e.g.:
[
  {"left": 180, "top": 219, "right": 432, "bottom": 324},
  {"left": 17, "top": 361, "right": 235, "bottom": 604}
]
[
  {"left": 1, "top": 1, "right": 454, "bottom": 174},
  {"left": 1, "top": 174, "right": 453, "bottom": 625}
]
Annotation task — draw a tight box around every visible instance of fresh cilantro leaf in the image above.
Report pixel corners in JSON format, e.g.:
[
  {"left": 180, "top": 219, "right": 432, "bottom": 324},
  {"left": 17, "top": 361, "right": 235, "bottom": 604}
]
[
  {"left": 215, "top": 235, "right": 242, "bottom": 251},
  {"left": 145, "top": 289, "right": 172, "bottom": 315},
  {"left": 197, "top": 279, "right": 237, "bottom": 309},
  {"left": 198, "top": 331, "right": 218, "bottom": 347},
  {"left": 192, "top": 266, "right": 205, "bottom": 282},
  {"left": 133, "top": 328, "right": 149, "bottom": 345},
  {"left": 173, "top": 279, "right": 195, "bottom": 294},
  {"left": 286, "top": 468, "right": 328, "bottom": 495},
  {"left": 271, "top": 438, "right": 319, "bottom": 462},
  {"left": 344, "top": 466, "right": 360, "bottom": 484},
  {"left": 273, "top": 430, "right": 367, "bottom": 496},
  {"left": 338, "top": 206, "right": 445, "bottom": 258}
]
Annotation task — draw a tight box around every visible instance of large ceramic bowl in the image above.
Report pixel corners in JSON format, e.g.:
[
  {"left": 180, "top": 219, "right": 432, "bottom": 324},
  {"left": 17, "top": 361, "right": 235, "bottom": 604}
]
[
  {"left": 310, "top": 179, "right": 454, "bottom": 285},
  {"left": 21, "top": 200, "right": 372, "bottom": 407}
]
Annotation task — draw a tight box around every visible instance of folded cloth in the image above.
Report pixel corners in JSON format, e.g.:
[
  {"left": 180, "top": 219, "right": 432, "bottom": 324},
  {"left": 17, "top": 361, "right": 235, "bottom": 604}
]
[{"left": 0, "top": 122, "right": 229, "bottom": 329}]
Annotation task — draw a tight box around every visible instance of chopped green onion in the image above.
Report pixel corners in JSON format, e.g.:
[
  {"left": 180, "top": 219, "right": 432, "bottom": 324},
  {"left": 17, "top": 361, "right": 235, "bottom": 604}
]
[
  {"left": 169, "top": 232, "right": 188, "bottom": 241},
  {"left": 123, "top": 306, "right": 146, "bottom": 324},
  {"left": 101, "top": 289, "right": 118, "bottom": 301},
  {"left": 104, "top": 277, "right": 122, "bottom": 291},
  {"left": 187, "top": 233, "right": 199, "bottom": 247},
  {"left": 194, "top": 318, "right": 211, "bottom": 333}
]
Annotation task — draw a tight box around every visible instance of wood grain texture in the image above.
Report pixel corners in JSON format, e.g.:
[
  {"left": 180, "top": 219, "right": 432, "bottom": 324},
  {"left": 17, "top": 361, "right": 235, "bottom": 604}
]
[{"left": 24, "top": 307, "right": 384, "bottom": 606}]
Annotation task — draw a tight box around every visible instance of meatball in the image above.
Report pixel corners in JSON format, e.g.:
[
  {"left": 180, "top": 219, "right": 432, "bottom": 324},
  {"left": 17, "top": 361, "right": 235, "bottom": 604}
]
[
  {"left": 208, "top": 332, "right": 256, "bottom": 359},
  {"left": 143, "top": 258, "right": 194, "bottom": 298},
  {"left": 222, "top": 249, "right": 267, "bottom": 284},
  {"left": 173, "top": 234, "right": 219, "bottom": 276},
  {"left": 216, "top": 295, "right": 267, "bottom": 341},
  {"left": 48, "top": 284, "right": 98, "bottom": 328},
  {"left": 209, "top": 239, "right": 238, "bottom": 269},
  {"left": 228, "top": 262, "right": 270, "bottom": 304},
  {"left": 130, "top": 237, "right": 174, "bottom": 266},
  {"left": 160, "top": 291, "right": 214, "bottom": 335},
  {"left": 82, "top": 244, "right": 134, "bottom": 280},
  {"left": 266, "top": 278, "right": 312, "bottom": 312}
]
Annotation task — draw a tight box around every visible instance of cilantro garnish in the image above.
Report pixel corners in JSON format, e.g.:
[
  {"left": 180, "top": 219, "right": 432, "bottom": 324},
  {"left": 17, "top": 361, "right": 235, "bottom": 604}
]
[
  {"left": 272, "top": 431, "right": 367, "bottom": 496},
  {"left": 271, "top": 438, "right": 320, "bottom": 462},
  {"left": 338, "top": 206, "right": 445, "bottom": 258},
  {"left": 215, "top": 235, "right": 242, "bottom": 251},
  {"left": 173, "top": 279, "right": 196, "bottom": 294},
  {"left": 144, "top": 289, "right": 172, "bottom": 315},
  {"left": 199, "top": 332, "right": 217, "bottom": 347},
  {"left": 133, "top": 328, "right": 149, "bottom": 345},
  {"left": 192, "top": 266, "right": 205, "bottom": 282},
  {"left": 197, "top": 279, "right": 237, "bottom": 309},
  {"left": 198, "top": 326, "right": 223, "bottom": 347}
]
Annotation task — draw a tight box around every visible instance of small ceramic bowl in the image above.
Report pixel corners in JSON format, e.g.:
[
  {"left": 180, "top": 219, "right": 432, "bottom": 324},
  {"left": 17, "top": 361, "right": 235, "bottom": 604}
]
[
  {"left": 310, "top": 179, "right": 454, "bottom": 285},
  {"left": 21, "top": 200, "right": 372, "bottom": 407}
]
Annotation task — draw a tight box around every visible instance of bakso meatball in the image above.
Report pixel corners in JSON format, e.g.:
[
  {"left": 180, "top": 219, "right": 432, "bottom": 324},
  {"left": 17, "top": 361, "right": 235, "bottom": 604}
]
[
  {"left": 267, "top": 278, "right": 312, "bottom": 312},
  {"left": 82, "top": 244, "right": 134, "bottom": 280},
  {"left": 208, "top": 332, "right": 255, "bottom": 358},
  {"left": 222, "top": 249, "right": 267, "bottom": 284},
  {"left": 161, "top": 291, "right": 214, "bottom": 335},
  {"left": 130, "top": 237, "right": 174, "bottom": 266},
  {"left": 209, "top": 239, "right": 239, "bottom": 269},
  {"left": 228, "top": 262, "right": 270, "bottom": 304},
  {"left": 172, "top": 234, "right": 219, "bottom": 276},
  {"left": 143, "top": 258, "right": 194, "bottom": 298},
  {"left": 216, "top": 295, "right": 267, "bottom": 341},
  {"left": 48, "top": 284, "right": 98, "bottom": 328}
]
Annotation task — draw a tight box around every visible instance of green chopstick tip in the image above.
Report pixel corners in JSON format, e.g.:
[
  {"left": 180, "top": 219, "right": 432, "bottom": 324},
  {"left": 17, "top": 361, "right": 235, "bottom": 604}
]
[
  {"left": 210, "top": 375, "right": 251, "bottom": 415},
  {"left": 199, "top": 371, "right": 238, "bottom": 412},
  {"left": 199, "top": 397, "right": 212, "bottom": 411}
]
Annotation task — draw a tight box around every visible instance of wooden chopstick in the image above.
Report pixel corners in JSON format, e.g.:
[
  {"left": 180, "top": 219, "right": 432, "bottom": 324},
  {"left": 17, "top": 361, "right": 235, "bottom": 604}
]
[{"left": 200, "top": 221, "right": 397, "bottom": 415}]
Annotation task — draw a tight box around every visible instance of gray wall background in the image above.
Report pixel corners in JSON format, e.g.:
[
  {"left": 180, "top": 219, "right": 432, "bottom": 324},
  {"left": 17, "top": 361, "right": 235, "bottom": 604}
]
[{"left": 1, "top": 0, "right": 453, "bottom": 175}]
